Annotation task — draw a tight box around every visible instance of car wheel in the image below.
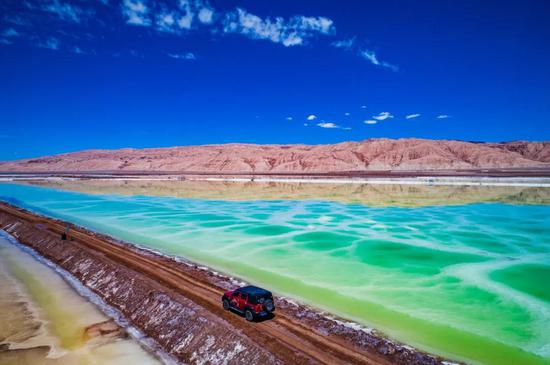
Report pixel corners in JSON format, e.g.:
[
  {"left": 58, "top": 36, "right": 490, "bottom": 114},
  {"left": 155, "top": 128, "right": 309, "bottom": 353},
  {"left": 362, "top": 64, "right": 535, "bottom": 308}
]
[
  {"left": 222, "top": 299, "right": 230, "bottom": 310},
  {"left": 245, "top": 309, "right": 254, "bottom": 322}
]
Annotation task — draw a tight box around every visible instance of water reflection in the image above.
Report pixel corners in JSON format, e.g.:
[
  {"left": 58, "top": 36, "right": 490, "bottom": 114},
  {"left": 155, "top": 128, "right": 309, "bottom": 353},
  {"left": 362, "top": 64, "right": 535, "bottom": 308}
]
[{"left": 19, "top": 179, "right": 550, "bottom": 206}]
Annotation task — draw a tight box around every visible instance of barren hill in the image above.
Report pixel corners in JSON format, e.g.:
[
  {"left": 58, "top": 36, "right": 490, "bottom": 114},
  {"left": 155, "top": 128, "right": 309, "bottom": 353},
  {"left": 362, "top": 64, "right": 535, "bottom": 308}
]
[{"left": 1, "top": 138, "right": 549, "bottom": 174}]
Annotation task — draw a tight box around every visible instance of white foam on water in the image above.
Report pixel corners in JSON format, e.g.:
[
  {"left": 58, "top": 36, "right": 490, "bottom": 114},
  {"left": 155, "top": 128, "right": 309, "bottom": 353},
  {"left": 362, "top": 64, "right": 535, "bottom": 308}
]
[{"left": 444, "top": 259, "right": 550, "bottom": 356}]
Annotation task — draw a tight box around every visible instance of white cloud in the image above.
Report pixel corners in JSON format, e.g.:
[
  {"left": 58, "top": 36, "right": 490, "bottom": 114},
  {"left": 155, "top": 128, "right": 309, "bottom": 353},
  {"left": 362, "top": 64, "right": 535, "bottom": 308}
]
[
  {"left": 344, "top": 112, "right": 350, "bottom": 116},
  {"left": 198, "top": 7, "right": 214, "bottom": 24},
  {"left": 361, "top": 105, "right": 367, "bottom": 109},
  {"left": 307, "top": 114, "right": 317, "bottom": 121},
  {"left": 331, "top": 37, "right": 397, "bottom": 72},
  {"left": 297, "top": 16, "right": 333, "bottom": 33},
  {"left": 170, "top": 0, "right": 213, "bottom": 29},
  {"left": 38, "top": 37, "right": 60, "bottom": 50},
  {"left": 317, "top": 122, "right": 338, "bottom": 128},
  {"left": 364, "top": 120, "right": 377, "bottom": 125},
  {"left": 176, "top": 0, "right": 195, "bottom": 29},
  {"left": 71, "top": 47, "right": 95, "bottom": 55},
  {"left": 406, "top": 113, "right": 421, "bottom": 119},
  {"left": 177, "top": 13, "right": 194, "bottom": 29},
  {"left": 372, "top": 112, "right": 394, "bottom": 121},
  {"left": 360, "top": 49, "right": 398, "bottom": 71},
  {"left": 223, "top": 8, "right": 334, "bottom": 47},
  {"left": 286, "top": 116, "right": 293, "bottom": 121},
  {"left": 331, "top": 37, "right": 355, "bottom": 50},
  {"left": 122, "top": 0, "right": 151, "bottom": 26},
  {"left": 317, "top": 122, "right": 350, "bottom": 130},
  {"left": 4, "top": 15, "right": 30, "bottom": 27},
  {"left": 168, "top": 52, "right": 196, "bottom": 60},
  {"left": 156, "top": 12, "right": 177, "bottom": 32},
  {"left": 42, "top": 0, "right": 83, "bottom": 23},
  {"left": 2, "top": 28, "right": 19, "bottom": 38},
  {"left": 436, "top": 114, "right": 450, "bottom": 119}
]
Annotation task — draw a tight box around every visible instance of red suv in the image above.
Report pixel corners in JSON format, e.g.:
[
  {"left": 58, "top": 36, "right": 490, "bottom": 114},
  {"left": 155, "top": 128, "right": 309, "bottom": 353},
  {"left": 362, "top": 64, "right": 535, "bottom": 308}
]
[{"left": 221, "top": 285, "right": 275, "bottom": 321}]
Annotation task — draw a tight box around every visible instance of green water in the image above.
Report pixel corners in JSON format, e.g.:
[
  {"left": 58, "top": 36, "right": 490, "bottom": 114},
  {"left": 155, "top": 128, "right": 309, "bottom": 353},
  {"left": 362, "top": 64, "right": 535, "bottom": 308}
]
[{"left": 0, "top": 182, "right": 549, "bottom": 365}]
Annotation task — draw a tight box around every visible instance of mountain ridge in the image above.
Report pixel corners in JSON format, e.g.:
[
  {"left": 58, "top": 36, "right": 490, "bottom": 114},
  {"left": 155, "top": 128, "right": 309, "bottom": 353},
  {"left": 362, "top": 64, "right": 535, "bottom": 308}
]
[{"left": 1, "top": 138, "right": 549, "bottom": 173}]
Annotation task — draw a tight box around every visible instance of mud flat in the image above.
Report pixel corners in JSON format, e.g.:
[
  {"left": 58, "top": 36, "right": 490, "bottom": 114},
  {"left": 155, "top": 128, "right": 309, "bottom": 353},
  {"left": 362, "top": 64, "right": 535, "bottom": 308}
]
[{"left": 0, "top": 201, "right": 452, "bottom": 365}]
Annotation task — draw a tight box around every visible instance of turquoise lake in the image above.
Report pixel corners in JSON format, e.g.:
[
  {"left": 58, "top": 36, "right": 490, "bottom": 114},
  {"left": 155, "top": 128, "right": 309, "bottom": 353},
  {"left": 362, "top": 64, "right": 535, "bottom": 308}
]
[{"left": 0, "top": 181, "right": 549, "bottom": 365}]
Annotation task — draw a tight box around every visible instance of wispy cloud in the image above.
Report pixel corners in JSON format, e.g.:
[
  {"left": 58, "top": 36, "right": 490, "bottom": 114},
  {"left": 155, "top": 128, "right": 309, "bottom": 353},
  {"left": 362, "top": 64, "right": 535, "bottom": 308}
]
[
  {"left": 330, "top": 36, "right": 397, "bottom": 72},
  {"left": 176, "top": 0, "right": 195, "bottom": 29},
  {"left": 364, "top": 120, "right": 377, "bottom": 125},
  {"left": 372, "top": 112, "right": 394, "bottom": 121},
  {"left": 285, "top": 116, "right": 293, "bottom": 121},
  {"left": 168, "top": 52, "right": 196, "bottom": 60},
  {"left": 344, "top": 112, "right": 350, "bottom": 116},
  {"left": 156, "top": 12, "right": 177, "bottom": 32},
  {"left": 360, "top": 50, "right": 398, "bottom": 71},
  {"left": 361, "top": 105, "right": 367, "bottom": 109},
  {"left": 436, "top": 114, "right": 450, "bottom": 119},
  {"left": 4, "top": 15, "right": 30, "bottom": 27},
  {"left": 331, "top": 37, "right": 355, "bottom": 50},
  {"left": 31, "top": 0, "right": 85, "bottom": 23},
  {"left": 307, "top": 114, "right": 317, "bottom": 121},
  {"left": 37, "top": 37, "right": 60, "bottom": 50},
  {"left": 135, "top": 0, "right": 214, "bottom": 33},
  {"left": 72, "top": 47, "right": 95, "bottom": 55},
  {"left": 0, "top": 28, "right": 19, "bottom": 44},
  {"left": 406, "top": 113, "right": 421, "bottom": 119},
  {"left": 223, "top": 8, "right": 334, "bottom": 47},
  {"left": 2, "top": 0, "right": 396, "bottom": 76},
  {"left": 122, "top": 0, "right": 151, "bottom": 26},
  {"left": 2, "top": 28, "right": 19, "bottom": 38}
]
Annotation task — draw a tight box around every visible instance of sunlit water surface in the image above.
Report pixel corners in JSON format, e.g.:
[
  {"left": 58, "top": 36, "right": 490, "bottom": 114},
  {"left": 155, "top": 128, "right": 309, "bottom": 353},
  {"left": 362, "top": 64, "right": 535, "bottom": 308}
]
[
  {"left": 0, "top": 181, "right": 549, "bottom": 365},
  {"left": 0, "top": 233, "right": 160, "bottom": 365}
]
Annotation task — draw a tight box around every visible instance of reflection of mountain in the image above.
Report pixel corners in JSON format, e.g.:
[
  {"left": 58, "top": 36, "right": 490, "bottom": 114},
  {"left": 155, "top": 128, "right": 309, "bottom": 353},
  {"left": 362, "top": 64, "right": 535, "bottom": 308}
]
[
  {"left": 1, "top": 139, "right": 549, "bottom": 173},
  {"left": 22, "top": 179, "right": 550, "bottom": 207}
]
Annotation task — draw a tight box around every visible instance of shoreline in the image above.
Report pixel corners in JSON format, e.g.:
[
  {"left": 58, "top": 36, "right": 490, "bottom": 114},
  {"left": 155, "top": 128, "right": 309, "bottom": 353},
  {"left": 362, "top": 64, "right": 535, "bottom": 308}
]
[
  {"left": 1, "top": 173, "right": 550, "bottom": 187},
  {"left": 0, "top": 200, "right": 451, "bottom": 365},
  {"left": 0, "top": 230, "right": 176, "bottom": 365}
]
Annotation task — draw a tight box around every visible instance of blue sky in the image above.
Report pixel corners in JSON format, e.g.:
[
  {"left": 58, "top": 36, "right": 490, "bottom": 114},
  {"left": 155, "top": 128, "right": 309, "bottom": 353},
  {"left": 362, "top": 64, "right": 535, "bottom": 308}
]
[{"left": 0, "top": 0, "right": 549, "bottom": 160}]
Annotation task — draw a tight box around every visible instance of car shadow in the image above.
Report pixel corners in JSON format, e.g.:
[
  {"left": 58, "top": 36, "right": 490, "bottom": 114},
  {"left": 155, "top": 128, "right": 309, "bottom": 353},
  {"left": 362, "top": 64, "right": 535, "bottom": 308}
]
[
  {"left": 228, "top": 308, "right": 275, "bottom": 322},
  {"left": 255, "top": 312, "right": 275, "bottom": 323}
]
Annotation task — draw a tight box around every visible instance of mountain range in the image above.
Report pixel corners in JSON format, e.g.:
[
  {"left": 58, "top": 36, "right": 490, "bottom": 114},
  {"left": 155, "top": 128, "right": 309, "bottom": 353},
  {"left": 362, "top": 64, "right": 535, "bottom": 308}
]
[{"left": 1, "top": 139, "right": 549, "bottom": 174}]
